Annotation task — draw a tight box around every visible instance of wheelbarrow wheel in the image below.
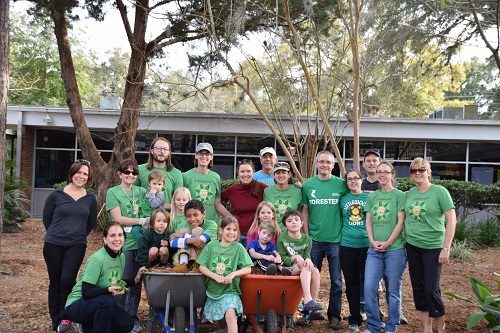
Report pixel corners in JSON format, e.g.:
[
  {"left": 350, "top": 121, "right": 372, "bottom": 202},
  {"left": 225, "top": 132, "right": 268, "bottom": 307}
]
[
  {"left": 265, "top": 309, "right": 278, "bottom": 333},
  {"left": 174, "top": 306, "right": 185, "bottom": 333}
]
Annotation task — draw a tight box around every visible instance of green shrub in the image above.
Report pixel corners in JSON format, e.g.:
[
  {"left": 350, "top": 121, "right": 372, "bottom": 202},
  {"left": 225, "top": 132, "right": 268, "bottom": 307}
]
[
  {"left": 453, "top": 220, "right": 469, "bottom": 242},
  {"left": 473, "top": 218, "right": 500, "bottom": 247},
  {"left": 3, "top": 160, "right": 31, "bottom": 228},
  {"left": 450, "top": 239, "right": 475, "bottom": 262},
  {"left": 446, "top": 276, "right": 500, "bottom": 331}
]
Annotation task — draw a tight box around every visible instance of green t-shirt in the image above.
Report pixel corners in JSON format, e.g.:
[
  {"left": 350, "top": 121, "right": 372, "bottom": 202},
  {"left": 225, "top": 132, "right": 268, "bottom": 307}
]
[
  {"left": 276, "top": 232, "right": 312, "bottom": 267},
  {"left": 301, "top": 176, "right": 347, "bottom": 243},
  {"left": 365, "top": 189, "right": 406, "bottom": 251},
  {"left": 264, "top": 185, "right": 302, "bottom": 233},
  {"left": 340, "top": 192, "right": 369, "bottom": 248},
  {"left": 65, "top": 247, "right": 125, "bottom": 307},
  {"left": 135, "top": 164, "right": 183, "bottom": 204},
  {"left": 183, "top": 168, "right": 221, "bottom": 221},
  {"left": 196, "top": 240, "right": 253, "bottom": 299},
  {"left": 171, "top": 214, "right": 190, "bottom": 233},
  {"left": 105, "top": 185, "right": 148, "bottom": 250},
  {"left": 404, "top": 184, "right": 455, "bottom": 249}
]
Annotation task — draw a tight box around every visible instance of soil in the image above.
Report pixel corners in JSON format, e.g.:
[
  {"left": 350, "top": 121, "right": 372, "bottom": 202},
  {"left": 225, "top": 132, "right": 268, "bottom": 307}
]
[{"left": 0, "top": 219, "right": 498, "bottom": 333}]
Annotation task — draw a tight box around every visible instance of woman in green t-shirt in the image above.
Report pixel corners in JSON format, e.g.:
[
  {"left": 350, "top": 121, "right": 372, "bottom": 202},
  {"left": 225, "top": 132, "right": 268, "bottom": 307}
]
[
  {"left": 339, "top": 169, "right": 369, "bottom": 332},
  {"left": 404, "top": 158, "right": 456, "bottom": 333},
  {"left": 64, "top": 222, "right": 144, "bottom": 333},
  {"left": 364, "top": 161, "right": 406, "bottom": 333}
]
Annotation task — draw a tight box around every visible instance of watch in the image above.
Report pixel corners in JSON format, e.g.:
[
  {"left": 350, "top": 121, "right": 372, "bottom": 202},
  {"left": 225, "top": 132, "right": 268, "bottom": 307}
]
[{"left": 442, "top": 247, "right": 450, "bottom": 252}]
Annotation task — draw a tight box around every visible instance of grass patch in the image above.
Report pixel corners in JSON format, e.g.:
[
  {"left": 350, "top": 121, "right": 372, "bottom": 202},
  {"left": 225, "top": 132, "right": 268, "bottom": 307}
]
[{"left": 450, "top": 239, "right": 475, "bottom": 262}]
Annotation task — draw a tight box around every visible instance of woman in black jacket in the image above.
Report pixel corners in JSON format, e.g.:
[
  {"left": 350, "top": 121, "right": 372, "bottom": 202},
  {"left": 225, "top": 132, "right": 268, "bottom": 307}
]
[{"left": 43, "top": 159, "right": 97, "bottom": 333}]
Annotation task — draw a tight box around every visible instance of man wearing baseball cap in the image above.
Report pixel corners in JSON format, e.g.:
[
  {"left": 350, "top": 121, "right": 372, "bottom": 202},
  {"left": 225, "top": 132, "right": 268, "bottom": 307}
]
[
  {"left": 253, "top": 147, "right": 278, "bottom": 186},
  {"left": 183, "top": 142, "right": 230, "bottom": 221},
  {"left": 361, "top": 150, "right": 381, "bottom": 193}
]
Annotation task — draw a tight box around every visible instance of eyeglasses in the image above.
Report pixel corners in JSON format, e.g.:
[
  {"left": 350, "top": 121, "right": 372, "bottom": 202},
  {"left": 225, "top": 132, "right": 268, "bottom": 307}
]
[
  {"left": 122, "top": 170, "right": 138, "bottom": 176},
  {"left": 347, "top": 177, "right": 362, "bottom": 182},
  {"left": 154, "top": 146, "right": 170, "bottom": 152},
  {"left": 410, "top": 167, "right": 427, "bottom": 174},
  {"left": 77, "top": 159, "right": 91, "bottom": 166},
  {"left": 376, "top": 170, "right": 393, "bottom": 175}
]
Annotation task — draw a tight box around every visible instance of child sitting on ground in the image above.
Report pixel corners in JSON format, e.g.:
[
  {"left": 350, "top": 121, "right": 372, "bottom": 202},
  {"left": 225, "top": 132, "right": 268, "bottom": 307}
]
[
  {"left": 247, "top": 222, "right": 291, "bottom": 275},
  {"left": 170, "top": 199, "right": 218, "bottom": 271},
  {"left": 196, "top": 216, "right": 253, "bottom": 333},
  {"left": 136, "top": 208, "right": 171, "bottom": 268},
  {"left": 143, "top": 171, "right": 166, "bottom": 216},
  {"left": 277, "top": 210, "right": 322, "bottom": 323}
]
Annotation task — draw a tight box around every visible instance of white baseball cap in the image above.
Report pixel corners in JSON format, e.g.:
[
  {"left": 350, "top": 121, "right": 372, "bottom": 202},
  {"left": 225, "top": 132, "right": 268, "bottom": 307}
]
[
  {"left": 196, "top": 142, "right": 213, "bottom": 154},
  {"left": 259, "top": 147, "right": 276, "bottom": 157}
]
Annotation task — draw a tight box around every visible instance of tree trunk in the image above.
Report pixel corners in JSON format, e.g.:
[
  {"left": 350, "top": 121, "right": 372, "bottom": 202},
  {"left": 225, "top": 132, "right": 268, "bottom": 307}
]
[
  {"left": 349, "top": 0, "right": 362, "bottom": 170},
  {"left": 0, "top": 0, "right": 9, "bottom": 236}
]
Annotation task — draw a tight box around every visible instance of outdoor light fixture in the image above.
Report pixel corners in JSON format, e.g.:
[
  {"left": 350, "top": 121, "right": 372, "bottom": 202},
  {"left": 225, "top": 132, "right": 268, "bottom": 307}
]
[{"left": 43, "top": 114, "right": 53, "bottom": 124}]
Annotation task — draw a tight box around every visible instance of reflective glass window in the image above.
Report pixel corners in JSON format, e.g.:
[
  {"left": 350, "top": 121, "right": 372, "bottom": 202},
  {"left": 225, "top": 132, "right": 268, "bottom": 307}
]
[
  {"left": 160, "top": 134, "right": 196, "bottom": 153},
  {"left": 211, "top": 156, "right": 236, "bottom": 180},
  {"left": 385, "top": 142, "right": 424, "bottom": 160},
  {"left": 84, "top": 131, "right": 115, "bottom": 150},
  {"left": 345, "top": 140, "right": 384, "bottom": 159},
  {"left": 469, "top": 165, "right": 500, "bottom": 185},
  {"left": 430, "top": 163, "right": 465, "bottom": 180},
  {"left": 426, "top": 142, "right": 466, "bottom": 161},
  {"left": 35, "top": 150, "right": 75, "bottom": 188},
  {"left": 135, "top": 133, "right": 158, "bottom": 152},
  {"left": 469, "top": 143, "right": 500, "bottom": 163},
  {"left": 36, "top": 129, "right": 75, "bottom": 148},
  {"left": 198, "top": 135, "right": 236, "bottom": 155},
  {"left": 237, "top": 136, "right": 275, "bottom": 156},
  {"left": 172, "top": 154, "right": 195, "bottom": 172}
]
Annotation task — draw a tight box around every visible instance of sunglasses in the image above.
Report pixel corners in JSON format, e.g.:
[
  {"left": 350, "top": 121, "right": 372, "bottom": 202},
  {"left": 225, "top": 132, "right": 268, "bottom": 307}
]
[
  {"left": 77, "top": 159, "right": 91, "bottom": 166},
  {"left": 410, "top": 167, "right": 427, "bottom": 174},
  {"left": 122, "top": 170, "right": 138, "bottom": 176}
]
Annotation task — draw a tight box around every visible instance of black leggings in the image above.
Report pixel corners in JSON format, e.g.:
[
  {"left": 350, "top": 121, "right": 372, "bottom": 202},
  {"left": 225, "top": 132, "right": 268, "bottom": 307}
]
[
  {"left": 406, "top": 243, "right": 444, "bottom": 317},
  {"left": 340, "top": 245, "right": 368, "bottom": 325},
  {"left": 43, "top": 242, "right": 86, "bottom": 330}
]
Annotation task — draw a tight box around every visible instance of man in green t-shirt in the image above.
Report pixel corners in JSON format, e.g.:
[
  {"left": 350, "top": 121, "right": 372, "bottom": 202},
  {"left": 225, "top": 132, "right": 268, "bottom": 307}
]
[
  {"left": 183, "top": 143, "right": 230, "bottom": 221},
  {"left": 135, "top": 137, "right": 183, "bottom": 210},
  {"left": 301, "top": 150, "right": 347, "bottom": 330}
]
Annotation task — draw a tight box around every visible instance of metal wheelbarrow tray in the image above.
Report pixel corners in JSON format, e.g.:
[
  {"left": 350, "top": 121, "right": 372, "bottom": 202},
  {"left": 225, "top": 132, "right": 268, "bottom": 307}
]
[{"left": 143, "top": 271, "right": 207, "bottom": 333}]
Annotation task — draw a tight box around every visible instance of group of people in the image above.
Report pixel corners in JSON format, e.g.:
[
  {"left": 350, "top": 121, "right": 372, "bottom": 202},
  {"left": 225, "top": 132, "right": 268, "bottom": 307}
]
[{"left": 42, "top": 138, "right": 457, "bottom": 333}]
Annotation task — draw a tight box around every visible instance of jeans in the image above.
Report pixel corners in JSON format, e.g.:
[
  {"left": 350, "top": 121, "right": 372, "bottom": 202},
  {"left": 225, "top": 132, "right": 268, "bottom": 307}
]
[
  {"left": 340, "top": 246, "right": 368, "bottom": 325},
  {"left": 120, "top": 250, "right": 141, "bottom": 321},
  {"left": 310, "top": 241, "right": 342, "bottom": 320},
  {"left": 65, "top": 294, "right": 134, "bottom": 333},
  {"left": 43, "top": 242, "right": 86, "bottom": 331},
  {"left": 364, "top": 248, "right": 406, "bottom": 333}
]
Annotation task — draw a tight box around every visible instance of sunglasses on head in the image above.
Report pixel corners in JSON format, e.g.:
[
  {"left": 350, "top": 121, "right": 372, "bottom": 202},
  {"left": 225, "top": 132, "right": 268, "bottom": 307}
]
[
  {"left": 77, "top": 159, "right": 91, "bottom": 166},
  {"left": 410, "top": 167, "right": 427, "bottom": 175},
  {"left": 122, "top": 170, "right": 138, "bottom": 176}
]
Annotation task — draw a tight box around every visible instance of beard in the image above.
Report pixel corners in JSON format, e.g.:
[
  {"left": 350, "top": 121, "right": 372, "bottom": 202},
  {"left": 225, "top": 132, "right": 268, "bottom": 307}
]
[{"left": 153, "top": 153, "right": 167, "bottom": 163}]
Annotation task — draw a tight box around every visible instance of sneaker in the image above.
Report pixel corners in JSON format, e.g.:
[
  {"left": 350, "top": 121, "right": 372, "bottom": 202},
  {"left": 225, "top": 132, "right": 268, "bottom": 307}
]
[
  {"left": 57, "top": 320, "right": 72, "bottom": 333},
  {"left": 295, "top": 314, "right": 309, "bottom": 327},
  {"left": 131, "top": 320, "right": 142, "bottom": 333},
  {"left": 265, "top": 263, "right": 278, "bottom": 275},
  {"left": 400, "top": 313, "right": 408, "bottom": 325},
  {"left": 361, "top": 312, "right": 367, "bottom": 322},
  {"left": 348, "top": 324, "right": 360, "bottom": 332},
  {"left": 280, "top": 267, "right": 293, "bottom": 276},
  {"left": 328, "top": 317, "right": 341, "bottom": 330},
  {"left": 308, "top": 309, "right": 325, "bottom": 321}
]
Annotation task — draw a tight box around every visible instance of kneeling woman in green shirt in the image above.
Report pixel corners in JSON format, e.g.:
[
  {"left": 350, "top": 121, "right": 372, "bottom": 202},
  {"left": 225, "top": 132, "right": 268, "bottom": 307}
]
[{"left": 64, "top": 222, "right": 145, "bottom": 333}]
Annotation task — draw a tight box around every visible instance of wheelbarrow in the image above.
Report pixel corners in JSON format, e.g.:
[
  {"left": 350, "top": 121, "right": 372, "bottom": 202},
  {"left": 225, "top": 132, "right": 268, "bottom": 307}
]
[
  {"left": 143, "top": 271, "right": 207, "bottom": 333},
  {"left": 240, "top": 274, "right": 303, "bottom": 333}
]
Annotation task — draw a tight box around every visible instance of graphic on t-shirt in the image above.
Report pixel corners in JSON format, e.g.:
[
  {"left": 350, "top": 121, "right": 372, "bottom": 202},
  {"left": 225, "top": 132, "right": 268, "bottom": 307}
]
[
  {"left": 108, "top": 270, "right": 120, "bottom": 285},
  {"left": 195, "top": 184, "right": 213, "bottom": 205},
  {"left": 349, "top": 204, "right": 364, "bottom": 224},
  {"left": 408, "top": 201, "right": 426, "bottom": 221},
  {"left": 311, "top": 190, "right": 316, "bottom": 199},
  {"left": 373, "top": 201, "right": 390, "bottom": 221},
  {"left": 211, "top": 255, "right": 233, "bottom": 276},
  {"left": 275, "top": 199, "right": 290, "bottom": 215},
  {"left": 286, "top": 246, "right": 297, "bottom": 257}
]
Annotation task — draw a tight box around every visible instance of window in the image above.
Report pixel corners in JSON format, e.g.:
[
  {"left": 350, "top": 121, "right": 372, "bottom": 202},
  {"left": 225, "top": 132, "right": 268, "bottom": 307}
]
[
  {"left": 430, "top": 163, "right": 465, "bottom": 181},
  {"left": 469, "top": 143, "right": 500, "bottom": 163},
  {"left": 385, "top": 141, "right": 424, "bottom": 160},
  {"left": 36, "top": 129, "right": 75, "bottom": 148},
  {"left": 35, "top": 150, "right": 75, "bottom": 188},
  {"left": 237, "top": 136, "right": 275, "bottom": 156},
  {"left": 198, "top": 135, "right": 235, "bottom": 155},
  {"left": 469, "top": 165, "right": 500, "bottom": 185},
  {"left": 345, "top": 140, "right": 384, "bottom": 159},
  {"left": 426, "top": 142, "right": 466, "bottom": 161}
]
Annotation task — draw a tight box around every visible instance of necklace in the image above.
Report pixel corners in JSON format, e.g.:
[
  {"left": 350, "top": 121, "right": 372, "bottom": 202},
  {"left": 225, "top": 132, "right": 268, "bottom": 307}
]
[{"left": 120, "top": 185, "right": 139, "bottom": 216}]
